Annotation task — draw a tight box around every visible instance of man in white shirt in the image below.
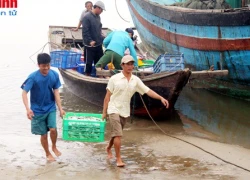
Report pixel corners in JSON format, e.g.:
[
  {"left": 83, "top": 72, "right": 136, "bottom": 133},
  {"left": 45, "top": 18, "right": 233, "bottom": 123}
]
[{"left": 102, "top": 55, "right": 169, "bottom": 167}]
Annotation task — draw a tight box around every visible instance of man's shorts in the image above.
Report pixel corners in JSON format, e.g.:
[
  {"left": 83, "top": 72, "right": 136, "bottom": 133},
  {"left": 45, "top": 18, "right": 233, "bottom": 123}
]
[
  {"left": 31, "top": 111, "right": 57, "bottom": 135},
  {"left": 108, "top": 113, "right": 130, "bottom": 137}
]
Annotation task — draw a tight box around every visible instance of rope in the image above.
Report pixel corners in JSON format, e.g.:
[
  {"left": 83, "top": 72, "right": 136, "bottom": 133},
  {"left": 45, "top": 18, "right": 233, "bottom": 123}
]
[
  {"left": 138, "top": 95, "right": 250, "bottom": 173},
  {"left": 29, "top": 42, "right": 63, "bottom": 64},
  {"left": 115, "top": 0, "right": 130, "bottom": 23},
  {"left": 131, "top": 71, "right": 139, "bottom": 123}
]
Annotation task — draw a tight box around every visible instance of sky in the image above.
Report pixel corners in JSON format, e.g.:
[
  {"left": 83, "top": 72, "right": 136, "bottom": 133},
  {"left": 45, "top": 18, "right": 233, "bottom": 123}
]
[{"left": 0, "top": 0, "right": 134, "bottom": 64}]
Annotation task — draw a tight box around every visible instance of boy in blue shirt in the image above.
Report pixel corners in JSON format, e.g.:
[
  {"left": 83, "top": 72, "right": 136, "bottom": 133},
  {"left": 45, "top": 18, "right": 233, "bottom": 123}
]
[{"left": 21, "top": 53, "right": 65, "bottom": 162}]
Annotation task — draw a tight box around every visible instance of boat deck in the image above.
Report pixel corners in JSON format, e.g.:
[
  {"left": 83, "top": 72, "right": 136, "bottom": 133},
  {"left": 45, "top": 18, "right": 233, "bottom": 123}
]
[{"left": 48, "top": 25, "right": 112, "bottom": 51}]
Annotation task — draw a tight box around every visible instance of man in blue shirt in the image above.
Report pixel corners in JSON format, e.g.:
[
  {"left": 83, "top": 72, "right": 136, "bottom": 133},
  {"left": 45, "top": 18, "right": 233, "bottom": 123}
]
[
  {"left": 95, "top": 30, "right": 138, "bottom": 70},
  {"left": 21, "top": 53, "right": 65, "bottom": 162}
]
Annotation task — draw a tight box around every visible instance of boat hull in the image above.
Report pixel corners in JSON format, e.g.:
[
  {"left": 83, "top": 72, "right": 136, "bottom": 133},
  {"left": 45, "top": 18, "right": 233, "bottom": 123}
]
[
  {"left": 126, "top": 0, "right": 250, "bottom": 99},
  {"left": 59, "top": 69, "right": 191, "bottom": 119}
]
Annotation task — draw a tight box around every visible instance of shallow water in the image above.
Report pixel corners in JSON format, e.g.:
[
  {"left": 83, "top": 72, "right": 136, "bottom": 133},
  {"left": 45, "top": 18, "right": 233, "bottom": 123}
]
[
  {"left": 1, "top": 59, "right": 250, "bottom": 179},
  {"left": 175, "top": 87, "right": 250, "bottom": 149}
]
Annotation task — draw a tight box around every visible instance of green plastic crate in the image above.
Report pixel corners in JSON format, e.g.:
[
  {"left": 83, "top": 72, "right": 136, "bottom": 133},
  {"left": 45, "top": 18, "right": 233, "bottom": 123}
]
[
  {"left": 62, "top": 112, "right": 106, "bottom": 142},
  {"left": 143, "top": 59, "right": 155, "bottom": 66},
  {"left": 139, "top": 59, "right": 155, "bottom": 68}
]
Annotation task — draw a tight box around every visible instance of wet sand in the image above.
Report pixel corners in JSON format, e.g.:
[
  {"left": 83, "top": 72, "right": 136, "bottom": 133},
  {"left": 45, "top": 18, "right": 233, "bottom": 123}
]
[
  {"left": 1, "top": 116, "right": 250, "bottom": 180},
  {"left": 1, "top": 64, "right": 250, "bottom": 180}
]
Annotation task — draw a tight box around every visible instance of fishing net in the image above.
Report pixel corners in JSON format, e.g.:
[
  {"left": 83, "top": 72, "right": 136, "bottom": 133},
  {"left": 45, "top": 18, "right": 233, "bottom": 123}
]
[{"left": 171, "top": 0, "right": 231, "bottom": 9}]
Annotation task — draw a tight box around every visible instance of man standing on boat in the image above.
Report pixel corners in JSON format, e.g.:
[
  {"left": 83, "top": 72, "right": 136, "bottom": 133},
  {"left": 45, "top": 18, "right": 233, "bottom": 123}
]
[
  {"left": 82, "top": 1, "right": 105, "bottom": 76},
  {"left": 72, "top": 1, "right": 93, "bottom": 32},
  {"left": 95, "top": 29, "right": 138, "bottom": 70},
  {"left": 21, "top": 53, "right": 65, "bottom": 162},
  {"left": 102, "top": 55, "right": 169, "bottom": 167}
]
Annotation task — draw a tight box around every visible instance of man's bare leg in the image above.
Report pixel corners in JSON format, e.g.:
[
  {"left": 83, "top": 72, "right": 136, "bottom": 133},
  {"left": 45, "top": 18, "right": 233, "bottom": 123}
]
[
  {"left": 40, "top": 134, "right": 55, "bottom": 161},
  {"left": 50, "top": 128, "right": 61, "bottom": 157},
  {"left": 114, "top": 136, "right": 125, "bottom": 167},
  {"left": 106, "top": 137, "right": 114, "bottom": 159}
]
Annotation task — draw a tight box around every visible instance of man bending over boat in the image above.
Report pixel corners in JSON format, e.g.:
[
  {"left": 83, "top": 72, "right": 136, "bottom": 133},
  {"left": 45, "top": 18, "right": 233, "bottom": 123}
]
[
  {"left": 21, "top": 53, "right": 65, "bottom": 162},
  {"left": 95, "top": 29, "right": 138, "bottom": 70},
  {"left": 102, "top": 55, "right": 169, "bottom": 167}
]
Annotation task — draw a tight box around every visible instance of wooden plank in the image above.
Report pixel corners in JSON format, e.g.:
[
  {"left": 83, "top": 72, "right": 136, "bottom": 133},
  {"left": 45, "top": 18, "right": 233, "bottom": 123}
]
[
  {"left": 63, "top": 28, "right": 73, "bottom": 39},
  {"left": 71, "top": 30, "right": 82, "bottom": 39},
  {"left": 96, "top": 69, "right": 112, "bottom": 77},
  {"left": 49, "top": 26, "right": 113, "bottom": 49},
  {"left": 190, "top": 70, "right": 228, "bottom": 79},
  {"left": 48, "top": 27, "right": 65, "bottom": 49}
]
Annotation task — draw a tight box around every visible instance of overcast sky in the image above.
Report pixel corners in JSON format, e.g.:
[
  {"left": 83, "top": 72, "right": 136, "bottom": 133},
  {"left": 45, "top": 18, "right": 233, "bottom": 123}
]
[{"left": 0, "top": 0, "right": 134, "bottom": 64}]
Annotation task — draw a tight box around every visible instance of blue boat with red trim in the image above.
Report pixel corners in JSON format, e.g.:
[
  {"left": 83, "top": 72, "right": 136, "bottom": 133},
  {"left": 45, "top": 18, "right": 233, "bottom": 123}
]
[{"left": 126, "top": 0, "right": 250, "bottom": 100}]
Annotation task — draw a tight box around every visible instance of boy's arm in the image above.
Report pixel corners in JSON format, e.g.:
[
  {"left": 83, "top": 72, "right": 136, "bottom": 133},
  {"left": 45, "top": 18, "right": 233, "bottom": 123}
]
[
  {"left": 77, "top": 21, "right": 82, "bottom": 29},
  {"left": 54, "top": 89, "right": 65, "bottom": 118},
  {"left": 102, "top": 89, "right": 112, "bottom": 120},
  {"left": 72, "top": 11, "right": 86, "bottom": 31},
  {"left": 22, "top": 90, "right": 34, "bottom": 120},
  {"left": 72, "top": 21, "right": 82, "bottom": 31}
]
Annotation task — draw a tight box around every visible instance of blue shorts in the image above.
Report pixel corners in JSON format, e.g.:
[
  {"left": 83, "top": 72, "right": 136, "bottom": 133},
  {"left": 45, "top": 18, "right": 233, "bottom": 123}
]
[{"left": 31, "top": 111, "right": 57, "bottom": 135}]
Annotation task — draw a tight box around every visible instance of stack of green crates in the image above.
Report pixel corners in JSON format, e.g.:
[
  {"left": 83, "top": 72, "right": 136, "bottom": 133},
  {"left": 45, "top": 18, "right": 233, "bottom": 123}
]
[{"left": 62, "top": 112, "right": 106, "bottom": 142}]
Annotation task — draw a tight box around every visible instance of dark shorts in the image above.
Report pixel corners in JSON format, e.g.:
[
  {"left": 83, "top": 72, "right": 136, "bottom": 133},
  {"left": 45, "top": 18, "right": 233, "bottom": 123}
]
[
  {"left": 95, "top": 50, "right": 122, "bottom": 70},
  {"left": 108, "top": 113, "right": 129, "bottom": 137},
  {"left": 31, "top": 111, "right": 56, "bottom": 135}
]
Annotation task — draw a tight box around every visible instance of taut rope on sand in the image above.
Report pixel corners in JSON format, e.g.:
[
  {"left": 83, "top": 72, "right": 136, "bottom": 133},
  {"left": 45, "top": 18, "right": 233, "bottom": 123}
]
[{"left": 139, "top": 94, "right": 250, "bottom": 173}]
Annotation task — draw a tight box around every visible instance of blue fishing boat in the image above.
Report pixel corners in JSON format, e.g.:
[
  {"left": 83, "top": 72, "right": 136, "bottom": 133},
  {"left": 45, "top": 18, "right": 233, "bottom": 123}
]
[{"left": 126, "top": 0, "right": 250, "bottom": 100}]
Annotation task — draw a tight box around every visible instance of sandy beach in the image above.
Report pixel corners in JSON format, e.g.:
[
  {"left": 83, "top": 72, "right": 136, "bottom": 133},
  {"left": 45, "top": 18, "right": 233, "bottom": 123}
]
[{"left": 1, "top": 116, "right": 250, "bottom": 180}]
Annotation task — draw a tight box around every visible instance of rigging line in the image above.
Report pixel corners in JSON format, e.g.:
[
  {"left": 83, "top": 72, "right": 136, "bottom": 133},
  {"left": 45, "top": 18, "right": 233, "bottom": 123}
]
[
  {"left": 29, "top": 42, "right": 49, "bottom": 64},
  {"left": 138, "top": 94, "right": 250, "bottom": 173},
  {"left": 115, "top": 0, "right": 130, "bottom": 23},
  {"left": 29, "top": 42, "right": 62, "bottom": 64}
]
